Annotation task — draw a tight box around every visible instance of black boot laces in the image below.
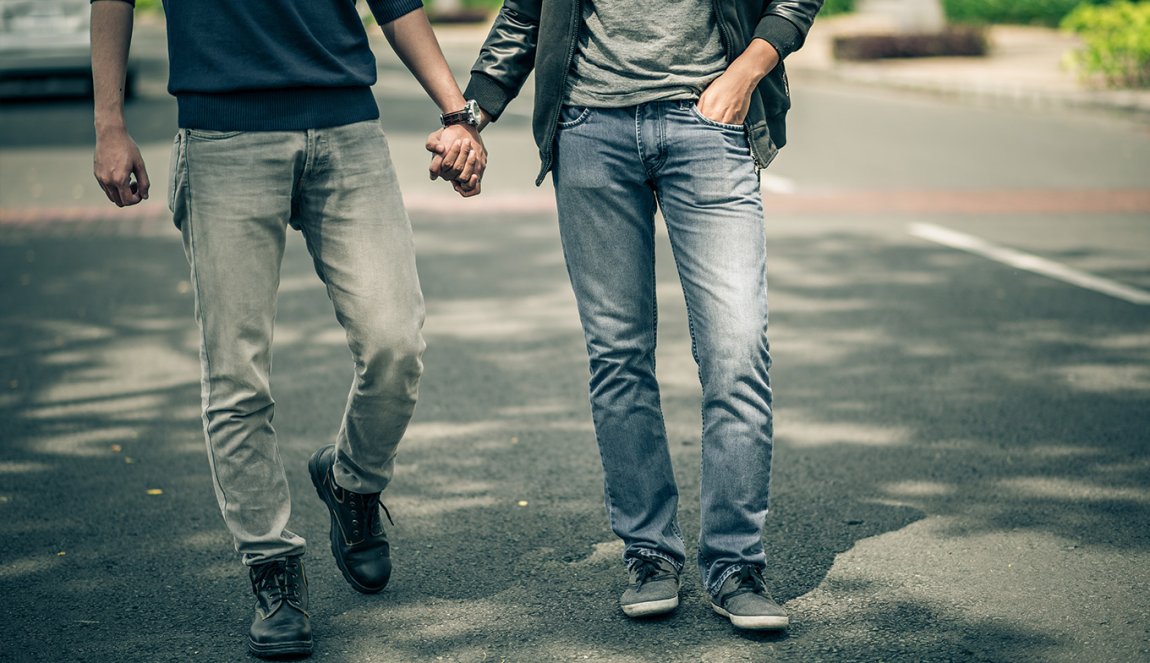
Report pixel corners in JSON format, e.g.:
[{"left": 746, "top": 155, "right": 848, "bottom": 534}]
[
  {"left": 252, "top": 559, "right": 305, "bottom": 610},
  {"left": 727, "top": 566, "right": 768, "bottom": 600},
  {"left": 630, "top": 557, "right": 675, "bottom": 586},
  {"left": 344, "top": 491, "right": 395, "bottom": 540}
]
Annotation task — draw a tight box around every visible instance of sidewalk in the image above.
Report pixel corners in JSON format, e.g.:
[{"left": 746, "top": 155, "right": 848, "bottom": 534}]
[{"left": 786, "top": 15, "right": 1150, "bottom": 117}]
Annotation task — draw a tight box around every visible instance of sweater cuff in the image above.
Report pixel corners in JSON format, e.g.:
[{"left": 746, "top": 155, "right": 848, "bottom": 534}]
[
  {"left": 366, "top": 0, "right": 423, "bottom": 25},
  {"left": 753, "top": 15, "right": 805, "bottom": 60},
  {"left": 464, "top": 73, "right": 514, "bottom": 122}
]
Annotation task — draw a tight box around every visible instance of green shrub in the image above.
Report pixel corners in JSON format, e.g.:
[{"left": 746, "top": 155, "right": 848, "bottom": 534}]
[
  {"left": 1062, "top": 1, "right": 1150, "bottom": 87},
  {"left": 820, "top": 0, "right": 858, "bottom": 16},
  {"left": 943, "top": 0, "right": 1118, "bottom": 26}
]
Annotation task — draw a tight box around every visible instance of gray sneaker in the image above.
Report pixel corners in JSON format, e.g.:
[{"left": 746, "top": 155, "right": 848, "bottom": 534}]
[
  {"left": 711, "top": 566, "right": 789, "bottom": 630},
  {"left": 620, "top": 556, "right": 680, "bottom": 618}
]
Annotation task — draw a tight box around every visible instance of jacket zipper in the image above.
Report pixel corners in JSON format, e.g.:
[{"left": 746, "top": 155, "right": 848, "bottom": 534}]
[{"left": 537, "top": 0, "right": 583, "bottom": 184}]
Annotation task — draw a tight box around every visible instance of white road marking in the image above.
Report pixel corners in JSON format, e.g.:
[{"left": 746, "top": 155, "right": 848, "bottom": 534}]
[{"left": 909, "top": 222, "right": 1150, "bottom": 306}]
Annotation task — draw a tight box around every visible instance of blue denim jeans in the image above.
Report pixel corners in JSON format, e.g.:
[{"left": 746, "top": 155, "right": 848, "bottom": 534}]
[
  {"left": 169, "top": 120, "right": 426, "bottom": 565},
  {"left": 553, "top": 102, "right": 774, "bottom": 595}
]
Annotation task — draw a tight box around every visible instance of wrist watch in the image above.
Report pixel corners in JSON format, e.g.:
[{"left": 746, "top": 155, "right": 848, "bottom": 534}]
[{"left": 440, "top": 99, "right": 481, "bottom": 127}]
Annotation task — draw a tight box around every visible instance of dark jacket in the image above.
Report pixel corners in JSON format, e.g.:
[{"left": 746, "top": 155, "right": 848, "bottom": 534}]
[{"left": 463, "top": 0, "right": 824, "bottom": 184}]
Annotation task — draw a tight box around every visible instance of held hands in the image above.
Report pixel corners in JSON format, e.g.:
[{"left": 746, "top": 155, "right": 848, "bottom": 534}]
[
  {"left": 425, "top": 123, "right": 487, "bottom": 198},
  {"left": 94, "top": 127, "right": 150, "bottom": 207}
]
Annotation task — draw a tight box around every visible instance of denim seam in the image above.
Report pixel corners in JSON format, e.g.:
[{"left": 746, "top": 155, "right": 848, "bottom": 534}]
[
  {"left": 627, "top": 549, "right": 683, "bottom": 574},
  {"left": 633, "top": 107, "right": 648, "bottom": 180},
  {"left": 688, "top": 103, "right": 747, "bottom": 133},
  {"left": 296, "top": 128, "right": 317, "bottom": 201},
  {"left": 657, "top": 189, "right": 709, "bottom": 583},
  {"left": 636, "top": 188, "right": 683, "bottom": 569},
  {"left": 549, "top": 164, "right": 623, "bottom": 540},
  {"left": 654, "top": 188, "right": 702, "bottom": 372},
  {"left": 651, "top": 104, "right": 668, "bottom": 175},
  {"left": 634, "top": 106, "right": 662, "bottom": 182},
  {"left": 297, "top": 212, "right": 330, "bottom": 286},
  {"left": 647, "top": 187, "right": 674, "bottom": 463},
  {"left": 185, "top": 129, "right": 244, "bottom": 141},
  {"left": 597, "top": 432, "right": 622, "bottom": 539},
  {"left": 167, "top": 131, "right": 185, "bottom": 214},
  {"left": 636, "top": 104, "right": 670, "bottom": 177},
  {"left": 642, "top": 206, "right": 679, "bottom": 559},
  {"left": 557, "top": 106, "right": 592, "bottom": 130},
  {"left": 183, "top": 140, "right": 232, "bottom": 546},
  {"left": 710, "top": 562, "right": 754, "bottom": 598},
  {"left": 646, "top": 209, "right": 660, "bottom": 387}
]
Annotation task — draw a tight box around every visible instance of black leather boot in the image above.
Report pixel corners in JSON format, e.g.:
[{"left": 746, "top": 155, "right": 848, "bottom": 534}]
[
  {"left": 248, "top": 557, "right": 313, "bottom": 659},
  {"left": 308, "top": 445, "right": 393, "bottom": 594}
]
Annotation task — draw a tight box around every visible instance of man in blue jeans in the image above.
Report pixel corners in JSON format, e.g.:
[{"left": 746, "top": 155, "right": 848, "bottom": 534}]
[
  {"left": 91, "top": 0, "right": 486, "bottom": 657},
  {"left": 429, "top": 0, "right": 822, "bottom": 630}
]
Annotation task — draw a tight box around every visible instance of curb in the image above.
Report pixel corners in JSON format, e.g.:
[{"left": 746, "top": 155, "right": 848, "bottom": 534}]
[{"left": 790, "top": 64, "right": 1150, "bottom": 118}]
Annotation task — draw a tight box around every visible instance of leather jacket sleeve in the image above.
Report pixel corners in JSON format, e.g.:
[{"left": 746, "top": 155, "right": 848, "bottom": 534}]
[
  {"left": 463, "top": 0, "right": 541, "bottom": 122},
  {"left": 755, "top": 0, "right": 824, "bottom": 60}
]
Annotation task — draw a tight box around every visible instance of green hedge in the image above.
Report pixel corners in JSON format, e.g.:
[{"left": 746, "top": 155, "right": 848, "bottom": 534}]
[
  {"left": 942, "top": 0, "right": 1126, "bottom": 26},
  {"left": 1063, "top": 1, "right": 1150, "bottom": 86},
  {"left": 820, "top": 0, "right": 858, "bottom": 16}
]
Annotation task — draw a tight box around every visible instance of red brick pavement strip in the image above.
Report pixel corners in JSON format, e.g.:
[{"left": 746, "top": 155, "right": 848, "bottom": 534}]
[
  {"left": 3, "top": 189, "right": 1149, "bottom": 235},
  {"left": 0, "top": 204, "right": 174, "bottom": 237}
]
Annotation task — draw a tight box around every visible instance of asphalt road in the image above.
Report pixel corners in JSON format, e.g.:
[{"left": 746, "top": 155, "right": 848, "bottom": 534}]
[{"left": 1, "top": 20, "right": 1149, "bottom": 663}]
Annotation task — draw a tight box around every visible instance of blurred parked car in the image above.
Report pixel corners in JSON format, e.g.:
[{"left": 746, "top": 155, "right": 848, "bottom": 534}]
[{"left": 0, "top": 0, "right": 136, "bottom": 97}]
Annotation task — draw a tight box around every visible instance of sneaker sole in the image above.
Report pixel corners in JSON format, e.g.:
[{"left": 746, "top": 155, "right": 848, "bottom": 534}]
[
  {"left": 307, "top": 449, "right": 389, "bottom": 595},
  {"left": 711, "top": 602, "right": 789, "bottom": 631},
  {"left": 622, "top": 595, "right": 679, "bottom": 618},
  {"left": 247, "top": 637, "right": 314, "bottom": 659}
]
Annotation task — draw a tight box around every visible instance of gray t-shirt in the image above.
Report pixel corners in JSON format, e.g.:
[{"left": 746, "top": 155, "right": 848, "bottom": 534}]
[{"left": 563, "top": 0, "right": 729, "bottom": 108}]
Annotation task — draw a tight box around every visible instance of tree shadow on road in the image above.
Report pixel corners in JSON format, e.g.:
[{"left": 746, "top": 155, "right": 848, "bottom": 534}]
[{"left": 0, "top": 211, "right": 1146, "bottom": 661}]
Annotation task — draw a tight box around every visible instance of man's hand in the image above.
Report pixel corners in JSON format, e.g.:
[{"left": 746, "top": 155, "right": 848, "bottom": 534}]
[
  {"left": 379, "top": 8, "right": 489, "bottom": 198},
  {"left": 425, "top": 123, "right": 487, "bottom": 198},
  {"left": 94, "top": 126, "right": 150, "bottom": 207},
  {"left": 91, "top": 0, "right": 144, "bottom": 207},
  {"left": 696, "top": 39, "right": 780, "bottom": 125}
]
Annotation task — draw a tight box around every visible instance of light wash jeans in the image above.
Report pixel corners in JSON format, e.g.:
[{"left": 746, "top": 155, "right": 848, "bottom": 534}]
[
  {"left": 553, "top": 101, "right": 774, "bottom": 596},
  {"left": 169, "top": 120, "right": 426, "bottom": 565}
]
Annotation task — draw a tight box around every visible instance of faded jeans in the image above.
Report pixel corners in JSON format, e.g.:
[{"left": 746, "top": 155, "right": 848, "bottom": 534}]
[
  {"left": 169, "top": 120, "right": 426, "bottom": 565},
  {"left": 553, "top": 101, "right": 774, "bottom": 595}
]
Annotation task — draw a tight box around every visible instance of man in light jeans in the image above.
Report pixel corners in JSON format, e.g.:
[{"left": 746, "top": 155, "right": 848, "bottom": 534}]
[
  {"left": 91, "top": 0, "right": 485, "bottom": 657},
  {"left": 428, "top": 0, "right": 823, "bottom": 630}
]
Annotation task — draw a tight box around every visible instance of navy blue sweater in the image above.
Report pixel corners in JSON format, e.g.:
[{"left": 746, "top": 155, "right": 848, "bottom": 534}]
[{"left": 100, "top": 0, "right": 423, "bottom": 130}]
